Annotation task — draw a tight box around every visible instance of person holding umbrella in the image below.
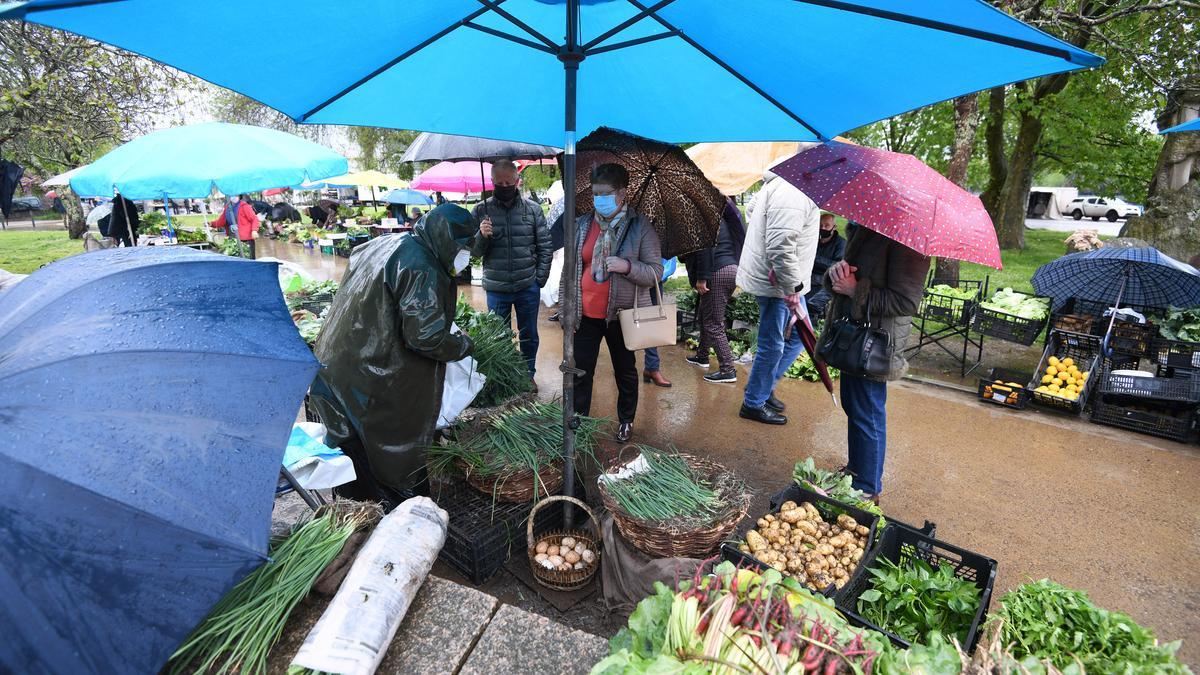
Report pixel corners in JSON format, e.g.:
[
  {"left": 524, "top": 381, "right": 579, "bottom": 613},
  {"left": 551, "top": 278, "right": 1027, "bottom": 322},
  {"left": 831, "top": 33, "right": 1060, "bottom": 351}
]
[
  {"left": 471, "top": 159, "right": 552, "bottom": 385},
  {"left": 562, "top": 163, "right": 663, "bottom": 443}
]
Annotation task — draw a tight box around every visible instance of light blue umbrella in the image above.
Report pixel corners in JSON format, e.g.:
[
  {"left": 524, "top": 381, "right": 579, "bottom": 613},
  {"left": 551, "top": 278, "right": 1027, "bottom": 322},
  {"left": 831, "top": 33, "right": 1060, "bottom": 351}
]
[
  {"left": 1160, "top": 118, "right": 1200, "bottom": 134},
  {"left": 384, "top": 188, "right": 435, "bottom": 205},
  {"left": 2, "top": 0, "right": 1102, "bottom": 516}
]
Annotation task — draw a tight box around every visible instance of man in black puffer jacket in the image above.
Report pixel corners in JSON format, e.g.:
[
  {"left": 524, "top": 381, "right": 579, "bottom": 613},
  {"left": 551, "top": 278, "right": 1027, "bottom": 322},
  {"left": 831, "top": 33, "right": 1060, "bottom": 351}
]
[{"left": 471, "top": 159, "right": 551, "bottom": 383}]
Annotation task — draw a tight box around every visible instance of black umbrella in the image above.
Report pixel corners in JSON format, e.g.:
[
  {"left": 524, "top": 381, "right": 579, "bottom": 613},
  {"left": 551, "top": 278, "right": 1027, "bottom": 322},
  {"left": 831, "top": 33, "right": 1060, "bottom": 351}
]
[
  {"left": 562, "top": 127, "right": 724, "bottom": 259},
  {"left": 401, "top": 132, "right": 560, "bottom": 198}
]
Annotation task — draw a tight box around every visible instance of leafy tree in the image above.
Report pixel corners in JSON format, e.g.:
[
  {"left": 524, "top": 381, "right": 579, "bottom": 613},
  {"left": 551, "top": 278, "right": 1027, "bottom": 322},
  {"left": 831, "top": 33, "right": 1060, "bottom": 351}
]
[
  {"left": 350, "top": 127, "right": 420, "bottom": 179},
  {"left": 0, "top": 22, "right": 191, "bottom": 236}
]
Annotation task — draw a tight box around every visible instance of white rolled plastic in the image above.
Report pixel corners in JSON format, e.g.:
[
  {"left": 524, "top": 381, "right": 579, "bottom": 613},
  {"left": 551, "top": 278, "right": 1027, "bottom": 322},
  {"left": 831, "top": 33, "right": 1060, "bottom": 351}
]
[{"left": 290, "top": 497, "right": 449, "bottom": 675}]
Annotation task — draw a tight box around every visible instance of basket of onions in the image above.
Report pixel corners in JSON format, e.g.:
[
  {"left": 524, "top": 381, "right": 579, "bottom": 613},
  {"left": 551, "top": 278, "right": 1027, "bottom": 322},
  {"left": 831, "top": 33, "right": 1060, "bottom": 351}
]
[{"left": 527, "top": 495, "right": 602, "bottom": 591}]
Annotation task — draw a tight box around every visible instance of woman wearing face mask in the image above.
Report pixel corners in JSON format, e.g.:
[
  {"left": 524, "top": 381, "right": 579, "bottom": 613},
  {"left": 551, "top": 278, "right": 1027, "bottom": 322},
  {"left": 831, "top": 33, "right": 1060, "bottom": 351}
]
[{"left": 561, "top": 163, "right": 664, "bottom": 443}]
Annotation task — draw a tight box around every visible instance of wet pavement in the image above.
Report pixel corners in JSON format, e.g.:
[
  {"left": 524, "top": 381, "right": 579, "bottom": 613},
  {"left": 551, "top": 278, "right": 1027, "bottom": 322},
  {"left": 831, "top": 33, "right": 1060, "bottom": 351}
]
[{"left": 273, "top": 237, "right": 1200, "bottom": 666}]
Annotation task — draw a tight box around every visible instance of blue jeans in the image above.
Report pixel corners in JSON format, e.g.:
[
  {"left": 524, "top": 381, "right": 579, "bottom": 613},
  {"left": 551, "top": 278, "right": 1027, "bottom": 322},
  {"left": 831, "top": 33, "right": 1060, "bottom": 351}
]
[
  {"left": 842, "top": 374, "right": 888, "bottom": 494},
  {"left": 486, "top": 284, "right": 540, "bottom": 376},
  {"left": 644, "top": 347, "right": 660, "bottom": 373},
  {"left": 743, "top": 296, "right": 804, "bottom": 408}
]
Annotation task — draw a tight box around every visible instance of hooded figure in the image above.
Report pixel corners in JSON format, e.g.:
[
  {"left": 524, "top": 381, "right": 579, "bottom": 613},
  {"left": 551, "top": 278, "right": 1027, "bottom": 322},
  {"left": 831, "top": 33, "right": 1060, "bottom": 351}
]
[{"left": 309, "top": 203, "right": 476, "bottom": 500}]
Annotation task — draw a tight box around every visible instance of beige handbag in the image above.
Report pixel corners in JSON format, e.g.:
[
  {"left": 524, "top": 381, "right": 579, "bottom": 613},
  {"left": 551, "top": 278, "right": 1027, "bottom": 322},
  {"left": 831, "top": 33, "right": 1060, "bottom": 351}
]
[{"left": 619, "top": 278, "right": 677, "bottom": 350}]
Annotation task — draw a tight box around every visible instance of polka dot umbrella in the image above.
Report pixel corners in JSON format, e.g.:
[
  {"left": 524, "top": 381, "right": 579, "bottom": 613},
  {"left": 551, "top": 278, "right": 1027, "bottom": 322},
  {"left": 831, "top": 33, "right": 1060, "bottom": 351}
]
[{"left": 772, "top": 141, "right": 1003, "bottom": 269}]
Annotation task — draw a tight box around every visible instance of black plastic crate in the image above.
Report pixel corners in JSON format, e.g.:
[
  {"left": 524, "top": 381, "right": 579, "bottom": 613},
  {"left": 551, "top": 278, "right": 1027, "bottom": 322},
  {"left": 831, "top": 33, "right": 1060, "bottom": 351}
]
[
  {"left": 1152, "top": 337, "right": 1200, "bottom": 370},
  {"left": 767, "top": 483, "right": 933, "bottom": 539},
  {"left": 421, "top": 479, "right": 566, "bottom": 585},
  {"left": 1027, "top": 330, "right": 1101, "bottom": 414},
  {"left": 1099, "top": 365, "right": 1200, "bottom": 404},
  {"left": 921, "top": 280, "right": 983, "bottom": 327},
  {"left": 837, "top": 524, "right": 997, "bottom": 655},
  {"left": 977, "top": 367, "right": 1032, "bottom": 410},
  {"left": 723, "top": 484, "right": 881, "bottom": 600},
  {"left": 1090, "top": 396, "right": 1197, "bottom": 443},
  {"left": 1108, "top": 321, "right": 1156, "bottom": 358},
  {"left": 971, "top": 304, "right": 1047, "bottom": 346}
]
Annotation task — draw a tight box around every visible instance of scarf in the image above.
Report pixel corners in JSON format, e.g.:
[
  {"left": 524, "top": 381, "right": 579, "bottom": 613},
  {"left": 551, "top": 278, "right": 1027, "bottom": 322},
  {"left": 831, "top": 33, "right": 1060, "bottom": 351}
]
[{"left": 590, "top": 205, "right": 629, "bottom": 283}]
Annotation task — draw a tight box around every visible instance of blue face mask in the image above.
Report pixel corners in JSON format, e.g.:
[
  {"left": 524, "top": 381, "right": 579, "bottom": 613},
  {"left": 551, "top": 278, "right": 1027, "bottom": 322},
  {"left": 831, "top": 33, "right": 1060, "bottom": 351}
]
[{"left": 593, "top": 194, "right": 619, "bottom": 217}]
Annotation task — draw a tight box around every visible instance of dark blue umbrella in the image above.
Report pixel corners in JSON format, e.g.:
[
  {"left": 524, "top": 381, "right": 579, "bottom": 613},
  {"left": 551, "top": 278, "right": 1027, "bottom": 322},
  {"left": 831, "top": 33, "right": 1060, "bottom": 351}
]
[
  {"left": 1032, "top": 246, "right": 1200, "bottom": 311},
  {"left": 0, "top": 247, "right": 319, "bottom": 674}
]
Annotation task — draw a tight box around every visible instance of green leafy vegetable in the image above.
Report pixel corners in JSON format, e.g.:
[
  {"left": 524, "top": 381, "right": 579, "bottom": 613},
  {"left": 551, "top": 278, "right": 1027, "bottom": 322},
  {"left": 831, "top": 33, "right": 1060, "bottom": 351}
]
[
  {"left": 791, "top": 457, "right": 883, "bottom": 525},
  {"left": 858, "top": 556, "right": 981, "bottom": 645},
  {"left": 995, "top": 579, "right": 1189, "bottom": 674},
  {"left": 981, "top": 288, "right": 1050, "bottom": 320},
  {"left": 602, "top": 446, "right": 732, "bottom": 526},
  {"left": 784, "top": 352, "right": 841, "bottom": 381},
  {"left": 726, "top": 291, "right": 761, "bottom": 325},
  {"left": 455, "top": 296, "right": 532, "bottom": 407},
  {"left": 929, "top": 283, "right": 980, "bottom": 301},
  {"left": 1159, "top": 306, "right": 1200, "bottom": 342}
]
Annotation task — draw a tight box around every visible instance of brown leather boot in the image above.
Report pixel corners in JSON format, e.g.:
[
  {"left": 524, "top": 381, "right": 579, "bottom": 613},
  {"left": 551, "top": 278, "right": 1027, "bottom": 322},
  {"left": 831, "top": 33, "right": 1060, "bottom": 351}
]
[{"left": 642, "top": 370, "right": 672, "bottom": 387}]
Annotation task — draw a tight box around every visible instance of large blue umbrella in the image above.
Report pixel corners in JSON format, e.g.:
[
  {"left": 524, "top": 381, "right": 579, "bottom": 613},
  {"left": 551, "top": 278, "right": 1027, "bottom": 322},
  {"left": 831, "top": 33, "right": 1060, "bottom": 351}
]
[
  {"left": 0, "top": 0, "right": 1102, "bottom": 515},
  {"left": 384, "top": 188, "right": 435, "bottom": 205},
  {"left": 0, "top": 247, "right": 319, "bottom": 674},
  {"left": 1032, "top": 246, "right": 1200, "bottom": 312},
  {"left": 1159, "top": 118, "right": 1200, "bottom": 134}
]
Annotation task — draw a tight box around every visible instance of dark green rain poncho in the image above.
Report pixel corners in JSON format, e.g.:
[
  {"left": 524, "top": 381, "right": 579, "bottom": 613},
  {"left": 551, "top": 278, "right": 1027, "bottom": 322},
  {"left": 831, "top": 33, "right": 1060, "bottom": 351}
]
[{"left": 310, "top": 204, "right": 476, "bottom": 497}]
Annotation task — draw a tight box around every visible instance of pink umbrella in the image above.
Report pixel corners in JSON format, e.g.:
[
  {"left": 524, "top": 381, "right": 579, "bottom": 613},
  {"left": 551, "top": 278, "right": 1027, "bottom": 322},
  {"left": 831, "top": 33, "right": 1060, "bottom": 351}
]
[
  {"left": 410, "top": 161, "right": 493, "bottom": 194},
  {"left": 773, "top": 141, "right": 1002, "bottom": 269},
  {"left": 263, "top": 187, "right": 288, "bottom": 196}
]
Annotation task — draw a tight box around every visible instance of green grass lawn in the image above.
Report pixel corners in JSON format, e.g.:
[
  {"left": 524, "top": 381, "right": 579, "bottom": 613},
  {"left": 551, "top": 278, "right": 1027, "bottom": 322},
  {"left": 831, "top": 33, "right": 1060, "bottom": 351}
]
[
  {"left": 0, "top": 230, "right": 82, "bottom": 274},
  {"left": 958, "top": 228, "right": 1073, "bottom": 294}
]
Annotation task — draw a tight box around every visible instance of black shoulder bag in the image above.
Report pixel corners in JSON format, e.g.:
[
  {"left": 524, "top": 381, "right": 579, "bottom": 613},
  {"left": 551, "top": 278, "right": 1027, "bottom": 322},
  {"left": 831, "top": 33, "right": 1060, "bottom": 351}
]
[{"left": 816, "top": 291, "right": 893, "bottom": 379}]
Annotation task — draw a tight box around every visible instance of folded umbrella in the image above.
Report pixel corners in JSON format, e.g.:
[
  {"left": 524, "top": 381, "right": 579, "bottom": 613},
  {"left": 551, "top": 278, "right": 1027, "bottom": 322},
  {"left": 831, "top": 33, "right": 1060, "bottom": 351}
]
[
  {"left": 773, "top": 141, "right": 1003, "bottom": 269},
  {"left": 788, "top": 304, "right": 837, "bottom": 405},
  {"left": 564, "top": 127, "right": 725, "bottom": 258},
  {"left": 0, "top": 247, "right": 319, "bottom": 674}
]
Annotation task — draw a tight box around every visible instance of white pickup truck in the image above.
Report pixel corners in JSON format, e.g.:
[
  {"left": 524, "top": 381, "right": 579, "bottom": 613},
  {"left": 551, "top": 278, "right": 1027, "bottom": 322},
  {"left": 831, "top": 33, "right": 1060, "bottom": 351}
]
[{"left": 1066, "top": 196, "right": 1142, "bottom": 222}]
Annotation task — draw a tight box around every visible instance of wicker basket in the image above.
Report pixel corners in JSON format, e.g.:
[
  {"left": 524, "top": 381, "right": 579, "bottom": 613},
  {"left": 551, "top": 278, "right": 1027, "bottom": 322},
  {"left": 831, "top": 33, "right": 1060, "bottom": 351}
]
[
  {"left": 456, "top": 458, "right": 564, "bottom": 503},
  {"left": 527, "top": 495, "right": 602, "bottom": 591},
  {"left": 599, "top": 450, "right": 750, "bottom": 559}
]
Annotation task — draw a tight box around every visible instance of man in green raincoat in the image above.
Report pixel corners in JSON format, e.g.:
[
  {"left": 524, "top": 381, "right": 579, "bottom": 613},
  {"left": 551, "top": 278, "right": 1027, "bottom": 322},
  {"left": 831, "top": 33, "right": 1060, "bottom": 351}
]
[{"left": 310, "top": 204, "right": 477, "bottom": 502}]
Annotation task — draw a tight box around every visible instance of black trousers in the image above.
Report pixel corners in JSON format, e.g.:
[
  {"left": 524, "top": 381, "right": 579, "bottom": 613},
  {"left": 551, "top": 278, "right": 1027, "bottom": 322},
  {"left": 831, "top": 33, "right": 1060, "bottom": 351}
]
[{"left": 573, "top": 316, "right": 638, "bottom": 423}]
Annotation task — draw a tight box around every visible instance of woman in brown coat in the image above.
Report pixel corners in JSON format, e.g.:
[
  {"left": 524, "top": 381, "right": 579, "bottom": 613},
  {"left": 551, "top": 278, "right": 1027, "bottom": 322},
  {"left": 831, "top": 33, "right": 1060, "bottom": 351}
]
[
  {"left": 561, "top": 163, "right": 663, "bottom": 442},
  {"left": 825, "top": 225, "right": 930, "bottom": 500}
]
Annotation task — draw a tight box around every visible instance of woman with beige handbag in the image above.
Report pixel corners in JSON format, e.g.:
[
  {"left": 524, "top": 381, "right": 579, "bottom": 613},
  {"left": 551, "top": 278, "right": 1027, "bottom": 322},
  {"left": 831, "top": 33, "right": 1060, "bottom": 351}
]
[{"left": 560, "top": 163, "right": 664, "bottom": 443}]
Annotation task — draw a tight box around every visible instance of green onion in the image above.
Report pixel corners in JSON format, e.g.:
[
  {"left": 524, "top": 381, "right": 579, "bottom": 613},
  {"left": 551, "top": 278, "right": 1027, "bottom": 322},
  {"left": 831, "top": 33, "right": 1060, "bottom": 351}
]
[
  {"left": 605, "top": 446, "right": 727, "bottom": 524},
  {"left": 455, "top": 296, "right": 533, "bottom": 407}
]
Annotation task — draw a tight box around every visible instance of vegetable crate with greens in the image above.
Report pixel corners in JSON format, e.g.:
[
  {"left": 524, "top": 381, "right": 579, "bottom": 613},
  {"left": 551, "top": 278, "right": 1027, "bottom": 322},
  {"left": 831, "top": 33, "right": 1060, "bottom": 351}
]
[
  {"left": 1026, "top": 330, "right": 1101, "bottom": 414},
  {"left": 920, "top": 279, "right": 984, "bottom": 327},
  {"left": 971, "top": 288, "right": 1049, "bottom": 346},
  {"left": 593, "top": 562, "right": 892, "bottom": 674},
  {"left": 787, "top": 458, "right": 885, "bottom": 527},
  {"left": 838, "top": 523, "right": 996, "bottom": 654},
  {"left": 994, "top": 579, "right": 1189, "bottom": 674},
  {"left": 455, "top": 297, "right": 533, "bottom": 408},
  {"left": 398, "top": 478, "right": 570, "bottom": 585},
  {"left": 976, "top": 367, "right": 1033, "bottom": 410},
  {"left": 599, "top": 447, "right": 750, "bottom": 559},
  {"left": 724, "top": 483, "right": 880, "bottom": 598}
]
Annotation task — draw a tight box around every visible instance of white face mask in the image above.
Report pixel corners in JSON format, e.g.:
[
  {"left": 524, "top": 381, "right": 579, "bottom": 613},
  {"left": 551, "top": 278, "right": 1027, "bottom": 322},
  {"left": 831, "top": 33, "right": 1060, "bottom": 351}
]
[{"left": 452, "top": 249, "right": 472, "bottom": 274}]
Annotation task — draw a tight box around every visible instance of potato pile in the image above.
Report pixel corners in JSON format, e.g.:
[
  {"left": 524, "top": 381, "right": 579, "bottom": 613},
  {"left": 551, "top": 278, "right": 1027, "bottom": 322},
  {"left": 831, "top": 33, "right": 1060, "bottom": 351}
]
[
  {"left": 534, "top": 535, "right": 596, "bottom": 572},
  {"left": 737, "top": 501, "right": 870, "bottom": 590}
]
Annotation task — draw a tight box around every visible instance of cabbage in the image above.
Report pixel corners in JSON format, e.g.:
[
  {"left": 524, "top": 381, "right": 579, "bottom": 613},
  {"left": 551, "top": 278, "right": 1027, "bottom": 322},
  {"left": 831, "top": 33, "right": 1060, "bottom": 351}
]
[{"left": 980, "top": 288, "right": 1050, "bottom": 320}]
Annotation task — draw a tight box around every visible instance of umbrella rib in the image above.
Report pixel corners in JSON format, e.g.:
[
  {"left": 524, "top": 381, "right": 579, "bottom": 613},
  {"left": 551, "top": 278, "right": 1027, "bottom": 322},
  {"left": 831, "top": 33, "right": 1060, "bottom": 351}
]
[
  {"left": 788, "top": 0, "right": 1085, "bottom": 64},
  {"left": 588, "top": 30, "right": 678, "bottom": 55},
  {"left": 581, "top": 0, "right": 678, "bottom": 51},
  {"left": 0, "top": 0, "right": 125, "bottom": 18},
  {"left": 623, "top": 0, "right": 828, "bottom": 141},
  {"left": 464, "top": 21, "right": 556, "bottom": 53},
  {"left": 474, "top": 0, "right": 559, "bottom": 50},
  {"left": 300, "top": 3, "right": 498, "bottom": 122}
]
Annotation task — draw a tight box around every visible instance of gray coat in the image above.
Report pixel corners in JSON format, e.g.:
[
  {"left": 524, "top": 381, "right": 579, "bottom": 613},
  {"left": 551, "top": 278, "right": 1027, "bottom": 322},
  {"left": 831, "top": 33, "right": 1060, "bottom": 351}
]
[
  {"left": 561, "top": 212, "right": 663, "bottom": 326},
  {"left": 471, "top": 197, "right": 551, "bottom": 293},
  {"left": 824, "top": 227, "right": 930, "bottom": 381}
]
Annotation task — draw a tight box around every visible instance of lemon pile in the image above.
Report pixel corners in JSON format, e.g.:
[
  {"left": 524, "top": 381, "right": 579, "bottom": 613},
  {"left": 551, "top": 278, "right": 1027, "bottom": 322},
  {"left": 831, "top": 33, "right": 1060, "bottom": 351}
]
[{"left": 1035, "top": 356, "right": 1089, "bottom": 400}]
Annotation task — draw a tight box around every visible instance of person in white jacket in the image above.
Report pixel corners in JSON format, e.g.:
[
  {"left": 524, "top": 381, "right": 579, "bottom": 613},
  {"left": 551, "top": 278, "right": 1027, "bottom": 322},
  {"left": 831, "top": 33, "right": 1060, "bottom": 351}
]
[{"left": 736, "top": 169, "right": 821, "bottom": 424}]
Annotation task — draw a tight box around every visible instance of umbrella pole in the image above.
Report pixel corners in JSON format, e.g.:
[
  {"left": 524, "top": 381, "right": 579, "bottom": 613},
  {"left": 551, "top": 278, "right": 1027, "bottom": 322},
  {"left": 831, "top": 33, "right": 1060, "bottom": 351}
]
[
  {"left": 559, "top": 0, "right": 582, "bottom": 528},
  {"left": 117, "top": 193, "right": 135, "bottom": 247},
  {"left": 1104, "top": 271, "right": 1129, "bottom": 354},
  {"left": 162, "top": 192, "right": 176, "bottom": 241}
]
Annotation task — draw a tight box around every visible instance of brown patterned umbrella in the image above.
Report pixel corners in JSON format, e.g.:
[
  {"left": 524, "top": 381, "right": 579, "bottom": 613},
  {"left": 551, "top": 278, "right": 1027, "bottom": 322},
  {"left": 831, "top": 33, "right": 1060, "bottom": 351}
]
[{"left": 560, "top": 127, "right": 724, "bottom": 259}]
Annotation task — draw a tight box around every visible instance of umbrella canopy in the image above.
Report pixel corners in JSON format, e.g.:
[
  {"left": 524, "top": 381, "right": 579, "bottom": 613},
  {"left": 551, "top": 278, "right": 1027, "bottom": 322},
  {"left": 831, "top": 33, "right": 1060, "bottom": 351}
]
[
  {"left": 410, "top": 160, "right": 493, "bottom": 193},
  {"left": 1032, "top": 246, "right": 1200, "bottom": 311},
  {"left": 0, "top": 247, "right": 318, "bottom": 674},
  {"left": 686, "top": 142, "right": 804, "bottom": 196},
  {"left": 400, "top": 132, "right": 559, "bottom": 163},
  {"left": 263, "top": 187, "right": 289, "bottom": 196},
  {"left": 384, "top": 188, "right": 435, "bottom": 205},
  {"left": 68, "top": 122, "right": 347, "bottom": 199},
  {"left": 564, "top": 127, "right": 725, "bottom": 258},
  {"left": 1159, "top": 118, "right": 1200, "bottom": 134},
  {"left": 84, "top": 200, "right": 112, "bottom": 226},
  {"left": 0, "top": 2, "right": 1101, "bottom": 146},
  {"left": 773, "top": 141, "right": 1003, "bottom": 269},
  {"left": 302, "top": 169, "right": 409, "bottom": 189},
  {"left": 41, "top": 164, "right": 87, "bottom": 187}
]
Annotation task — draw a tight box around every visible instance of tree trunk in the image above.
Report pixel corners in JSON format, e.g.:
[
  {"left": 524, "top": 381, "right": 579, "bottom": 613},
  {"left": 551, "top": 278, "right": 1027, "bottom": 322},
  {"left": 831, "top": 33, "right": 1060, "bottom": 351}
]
[
  {"left": 980, "top": 87, "right": 1008, "bottom": 218},
  {"left": 63, "top": 189, "right": 87, "bottom": 239},
  {"left": 934, "top": 93, "right": 981, "bottom": 281},
  {"left": 994, "top": 110, "right": 1044, "bottom": 250}
]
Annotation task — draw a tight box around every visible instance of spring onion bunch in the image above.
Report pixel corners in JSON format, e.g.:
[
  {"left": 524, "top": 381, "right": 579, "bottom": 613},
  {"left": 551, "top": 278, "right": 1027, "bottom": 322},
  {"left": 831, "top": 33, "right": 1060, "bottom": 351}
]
[
  {"left": 167, "top": 505, "right": 376, "bottom": 675},
  {"left": 455, "top": 298, "right": 532, "bottom": 407},
  {"left": 604, "top": 446, "right": 727, "bottom": 524}
]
